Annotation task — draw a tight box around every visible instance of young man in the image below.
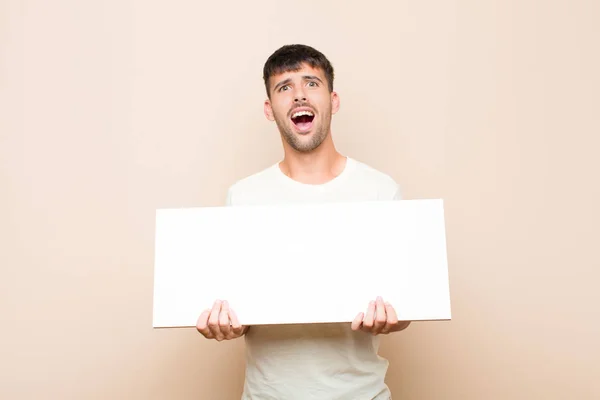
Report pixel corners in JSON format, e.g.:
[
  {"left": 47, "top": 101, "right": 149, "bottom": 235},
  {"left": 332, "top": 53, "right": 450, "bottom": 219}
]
[{"left": 196, "top": 44, "right": 411, "bottom": 400}]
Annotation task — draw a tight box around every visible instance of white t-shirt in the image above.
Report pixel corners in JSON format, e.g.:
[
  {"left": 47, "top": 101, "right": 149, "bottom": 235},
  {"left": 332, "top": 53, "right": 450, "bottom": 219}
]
[{"left": 226, "top": 157, "right": 401, "bottom": 400}]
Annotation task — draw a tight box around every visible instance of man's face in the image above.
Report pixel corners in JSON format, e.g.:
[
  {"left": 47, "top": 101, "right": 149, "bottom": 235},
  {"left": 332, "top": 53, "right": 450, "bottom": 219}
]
[{"left": 264, "top": 63, "right": 339, "bottom": 153}]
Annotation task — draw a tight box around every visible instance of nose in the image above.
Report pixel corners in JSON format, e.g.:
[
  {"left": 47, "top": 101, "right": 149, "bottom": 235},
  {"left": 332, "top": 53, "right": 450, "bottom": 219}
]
[{"left": 293, "top": 86, "right": 307, "bottom": 102}]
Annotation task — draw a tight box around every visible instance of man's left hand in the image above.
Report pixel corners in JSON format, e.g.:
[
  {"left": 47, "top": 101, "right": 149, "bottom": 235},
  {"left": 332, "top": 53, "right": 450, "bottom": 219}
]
[{"left": 351, "top": 296, "right": 410, "bottom": 335}]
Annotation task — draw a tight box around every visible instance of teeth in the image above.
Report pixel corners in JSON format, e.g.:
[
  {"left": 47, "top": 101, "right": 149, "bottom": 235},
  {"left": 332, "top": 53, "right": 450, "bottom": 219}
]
[{"left": 292, "top": 110, "right": 314, "bottom": 118}]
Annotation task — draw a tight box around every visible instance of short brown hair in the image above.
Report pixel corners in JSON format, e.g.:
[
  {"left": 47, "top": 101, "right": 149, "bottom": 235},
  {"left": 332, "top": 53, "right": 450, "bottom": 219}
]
[{"left": 263, "top": 44, "right": 335, "bottom": 97}]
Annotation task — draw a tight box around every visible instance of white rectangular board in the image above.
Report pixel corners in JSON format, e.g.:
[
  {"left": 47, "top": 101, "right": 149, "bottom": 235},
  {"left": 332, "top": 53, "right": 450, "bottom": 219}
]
[{"left": 152, "top": 199, "right": 451, "bottom": 328}]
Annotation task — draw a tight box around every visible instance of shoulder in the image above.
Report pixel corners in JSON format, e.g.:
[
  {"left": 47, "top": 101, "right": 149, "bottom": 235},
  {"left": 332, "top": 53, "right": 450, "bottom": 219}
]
[
  {"left": 225, "top": 163, "right": 279, "bottom": 205},
  {"left": 348, "top": 158, "right": 402, "bottom": 200}
]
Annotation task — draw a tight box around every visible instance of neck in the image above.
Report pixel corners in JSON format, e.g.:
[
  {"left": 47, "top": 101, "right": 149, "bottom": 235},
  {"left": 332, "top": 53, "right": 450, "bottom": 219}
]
[{"left": 279, "top": 133, "right": 346, "bottom": 184}]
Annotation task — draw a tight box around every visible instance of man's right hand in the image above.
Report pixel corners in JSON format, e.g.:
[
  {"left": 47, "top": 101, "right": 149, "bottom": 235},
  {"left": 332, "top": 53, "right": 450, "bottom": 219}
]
[{"left": 196, "top": 299, "right": 248, "bottom": 341}]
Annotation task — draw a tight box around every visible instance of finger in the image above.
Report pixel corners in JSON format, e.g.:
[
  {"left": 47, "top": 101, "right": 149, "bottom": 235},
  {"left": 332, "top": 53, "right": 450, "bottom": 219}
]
[
  {"left": 219, "top": 301, "right": 232, "bottom": 338},
  {"left": 373, "top": 297, "right": 387, "bottom": 334},
  {"left": 229, "top": 307, "right": 244, "bottom": 337},
  {"left": 362, "top": 301, "right": 376, "bottom": 331},
  {"left": 208, "top": 300, "right": 223, "bottom": 340},
  {"left": 385, "top": 302, "right": 398, "bottom": 324},
  {"left": 382, "top": 302, "right": 399, "bottom": 334},
  {"left": 351, "top": 312, "right": 364, "bottom": 331},
  {"left": 196, "top": 309, "right": 213, "bottom": 338}
]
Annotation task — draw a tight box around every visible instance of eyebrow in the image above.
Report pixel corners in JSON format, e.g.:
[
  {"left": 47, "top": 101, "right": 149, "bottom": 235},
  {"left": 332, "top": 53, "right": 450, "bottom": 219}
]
[
  {"left": 273, "top": 75, "right": 324, "bottom": 92},
  {"left": 302, "top": 75, "right": 323, "bottom": 84},
  {"left": 273, "top": 78, "right": 292, "bottom": 92}
]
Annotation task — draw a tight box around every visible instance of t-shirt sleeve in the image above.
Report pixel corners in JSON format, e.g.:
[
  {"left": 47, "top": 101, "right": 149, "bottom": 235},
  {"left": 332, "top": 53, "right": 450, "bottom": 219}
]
[
  {"left": 225, "top": 186, "right": 234, "bottom": 206},
  {"left": 378, "top": 178, "right": 402, "bottom": 201},
  {"left": 392, "top": 185, "right": 402, "bottom": 200}
]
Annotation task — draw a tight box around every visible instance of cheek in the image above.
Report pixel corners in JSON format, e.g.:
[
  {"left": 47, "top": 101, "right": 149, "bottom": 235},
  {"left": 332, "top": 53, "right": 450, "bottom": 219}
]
[
  {"left": 273, "top": 99, "right": 292, "bottom": 117},
  {"left": 310, "top": 93, "right": 329, "bottom": 108},
  {"left": 315, "top": 99, "right": 331, "bottom": 113},
  {"left": 274, "top": 102, "right": 286, "bottom": 113}
]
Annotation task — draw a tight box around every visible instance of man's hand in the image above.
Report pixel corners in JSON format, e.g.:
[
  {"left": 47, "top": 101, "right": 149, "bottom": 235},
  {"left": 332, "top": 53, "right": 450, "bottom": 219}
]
[
  {"left": 196, "top": 300, "right": 248, "bottom": 341},
  {"left": 351, "top": 296, "right": 411, "bottom": 335}
]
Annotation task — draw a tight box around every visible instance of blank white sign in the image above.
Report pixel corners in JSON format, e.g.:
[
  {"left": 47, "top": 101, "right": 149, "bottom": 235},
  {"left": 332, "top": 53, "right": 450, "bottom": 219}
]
[{"left": 152, "top": 199, "right": 451, "bottom": 328}]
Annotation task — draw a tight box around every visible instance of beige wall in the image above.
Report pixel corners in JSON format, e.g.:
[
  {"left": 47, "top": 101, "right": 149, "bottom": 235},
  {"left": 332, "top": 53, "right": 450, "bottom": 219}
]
[{"left": 1, "top": 0, "right": 599, "bottom": 399}]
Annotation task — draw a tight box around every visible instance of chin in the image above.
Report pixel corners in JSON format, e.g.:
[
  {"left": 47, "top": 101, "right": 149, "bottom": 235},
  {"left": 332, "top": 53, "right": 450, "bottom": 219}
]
[{"left": 294, "top": 129, "right": 314, "bottom": 137}]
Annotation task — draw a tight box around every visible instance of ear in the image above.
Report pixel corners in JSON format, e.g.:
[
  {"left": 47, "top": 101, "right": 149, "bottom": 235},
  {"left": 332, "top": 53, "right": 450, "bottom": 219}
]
[
  {"left": 264, "top": 99, "right": 275, "bottom": 121},
  {"left": 331, "top": 91, "right": 340, "bottom": 115}
]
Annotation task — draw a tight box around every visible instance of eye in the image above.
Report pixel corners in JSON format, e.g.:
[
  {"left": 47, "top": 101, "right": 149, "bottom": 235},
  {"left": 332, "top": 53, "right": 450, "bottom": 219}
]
[
  {"left": 279, "top": 85, "right": 290, "bottom": 92},
  {"left": 307, "top": 81, "right": 318, "bottom": 87}
]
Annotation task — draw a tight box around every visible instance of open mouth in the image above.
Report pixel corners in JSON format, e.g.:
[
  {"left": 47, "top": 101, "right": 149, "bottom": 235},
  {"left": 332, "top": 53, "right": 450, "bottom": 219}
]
[{"left": 290, "top": 110, "right": 315, "bottom": 133}]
